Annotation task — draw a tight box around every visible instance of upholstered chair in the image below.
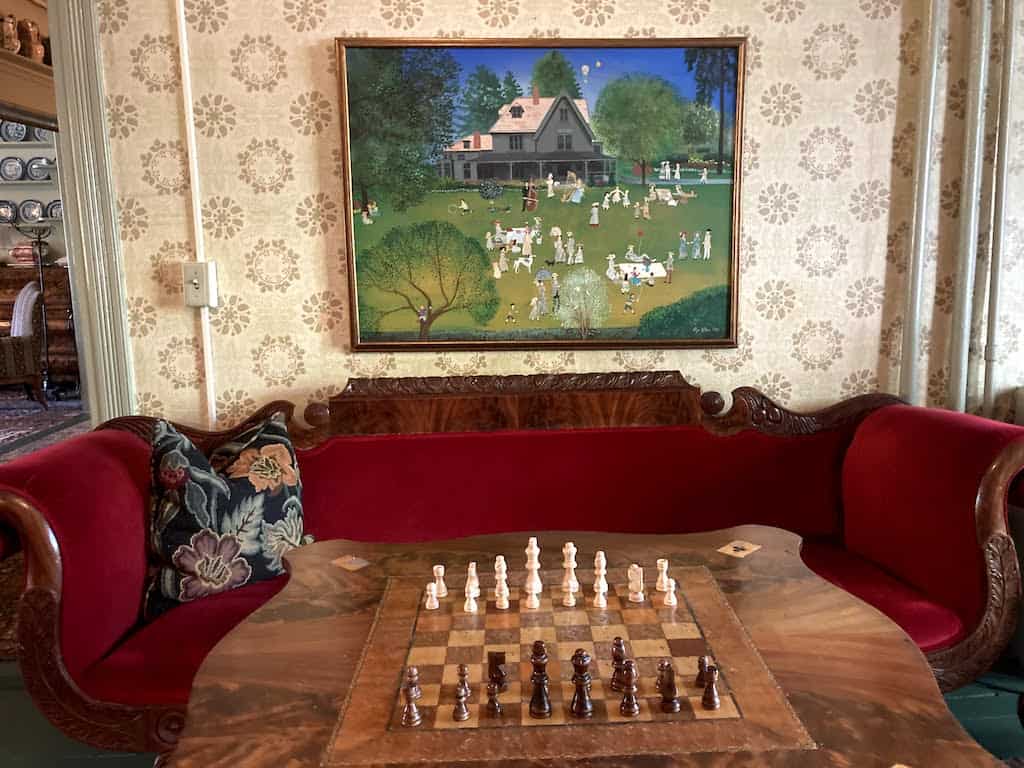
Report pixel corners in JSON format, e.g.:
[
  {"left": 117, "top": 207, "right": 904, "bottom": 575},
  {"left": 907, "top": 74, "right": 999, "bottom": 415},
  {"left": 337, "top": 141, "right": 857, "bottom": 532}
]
[{"left": 0, "top": 281, "right": 46, "bottom": 408}]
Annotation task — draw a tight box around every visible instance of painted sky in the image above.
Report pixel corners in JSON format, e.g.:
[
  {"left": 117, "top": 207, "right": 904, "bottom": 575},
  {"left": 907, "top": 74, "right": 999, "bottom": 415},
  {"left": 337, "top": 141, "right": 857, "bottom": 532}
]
[{"left": 445, "top": 46, "right": 738, "bottom": 118}]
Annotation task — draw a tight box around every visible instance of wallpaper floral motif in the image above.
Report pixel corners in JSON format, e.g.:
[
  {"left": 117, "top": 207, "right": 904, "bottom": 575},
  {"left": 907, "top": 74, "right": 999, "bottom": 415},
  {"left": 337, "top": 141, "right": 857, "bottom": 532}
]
[{"left": 96, "top": 0, "right": 1024, "bottom": 426}]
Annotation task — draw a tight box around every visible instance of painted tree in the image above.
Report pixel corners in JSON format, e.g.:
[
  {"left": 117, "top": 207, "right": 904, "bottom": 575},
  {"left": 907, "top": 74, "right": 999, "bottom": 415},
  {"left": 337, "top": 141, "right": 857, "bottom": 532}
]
[
  {"left": 357, "top": 221, "right": 499, "bottom": 340},
  {"left": 459, "top": 64, "right": 505, "bottom": 135},
  {"left": 593, "top": 75, "right": 684, "bottom": 185},
  {"left": 345, "top": 48, "right": 459, "bottom": 212},
  {"left": 530, "top": 51, "right": 582, "bottom": 98},
  {"left": 556, "top": 269, "right": 610, "bottom": 339},
  {"left": 679, "top": 101, "right": 719, "bottom": 153},
  {"left": 478, "top": 179, "right": 504, "bottom": 211},
  {"left": 501, "top": 70, "right": 523, "bottom": 105},
  {"left": 684, "top": 48, "right": 738, "bottom": 175}
]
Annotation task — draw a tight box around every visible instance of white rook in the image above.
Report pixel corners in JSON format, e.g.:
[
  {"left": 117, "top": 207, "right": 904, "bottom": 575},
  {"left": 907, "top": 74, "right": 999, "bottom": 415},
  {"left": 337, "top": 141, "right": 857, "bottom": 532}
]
[{"left": 433, "top": 564, "right": 448, "bottom": 598}]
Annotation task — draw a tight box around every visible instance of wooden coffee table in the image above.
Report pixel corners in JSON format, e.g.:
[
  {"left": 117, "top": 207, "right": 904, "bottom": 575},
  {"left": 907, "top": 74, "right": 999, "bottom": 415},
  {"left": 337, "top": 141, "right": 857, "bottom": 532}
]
[{"left": 163, "top": 526, "right": 998, "bottom": 767}]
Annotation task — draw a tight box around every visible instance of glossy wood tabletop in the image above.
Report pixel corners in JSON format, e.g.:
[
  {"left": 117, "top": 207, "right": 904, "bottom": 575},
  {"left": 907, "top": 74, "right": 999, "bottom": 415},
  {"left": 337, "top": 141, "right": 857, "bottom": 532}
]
[{"left": 164, "top": 525, "right": 997, "bottom": 767}]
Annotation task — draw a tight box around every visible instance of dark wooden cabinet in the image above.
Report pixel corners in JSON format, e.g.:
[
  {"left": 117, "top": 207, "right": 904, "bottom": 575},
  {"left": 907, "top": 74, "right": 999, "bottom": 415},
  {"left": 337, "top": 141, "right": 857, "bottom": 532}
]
[{"left": 0, "top": 265, "right": 78, "bottom": 381}]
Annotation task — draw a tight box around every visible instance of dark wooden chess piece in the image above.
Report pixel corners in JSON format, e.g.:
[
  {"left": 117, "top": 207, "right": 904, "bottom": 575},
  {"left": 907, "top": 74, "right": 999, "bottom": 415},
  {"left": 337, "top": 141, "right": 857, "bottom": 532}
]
[
  {"left": 695, "top": 654, "right": 711, "bottom": 687},
  {"left": 657, "top": 659, "right": 681, "bottom": 713},
  {"left": 453, "top": 663, "right": 471, "bottom": 722},
  {"left": 702, "top": 664, "right": 721, "bottom": 711},
  {"left": 485, "top": 679, "right": 502, "bottom": 717},
  {"left": 401, "top": 666, "right": 423, "bottom": 727},
  {"left": 619, "top": 659, "right": 640, "bottom": 717},
  {"left": 610, "top": 636, "right": 627, "bottom": 692},
  {"left": 529, "top": 639, "right": 552, "bottom": 719},
  {"left": 569, "top": 648, "right": 594, "bottom": 718},
  {"left": 487, "top": 650, "right": 509, "bottom": 693}
]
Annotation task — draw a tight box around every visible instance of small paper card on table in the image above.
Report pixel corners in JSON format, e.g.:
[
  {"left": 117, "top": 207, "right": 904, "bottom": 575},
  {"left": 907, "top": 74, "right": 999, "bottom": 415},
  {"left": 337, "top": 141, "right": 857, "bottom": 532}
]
[
  {"left": 717, "top": 540, "right": 762, "bottom": 558},
  {"left": 333, "top": 554, "right": 371, "bottom": 571}
]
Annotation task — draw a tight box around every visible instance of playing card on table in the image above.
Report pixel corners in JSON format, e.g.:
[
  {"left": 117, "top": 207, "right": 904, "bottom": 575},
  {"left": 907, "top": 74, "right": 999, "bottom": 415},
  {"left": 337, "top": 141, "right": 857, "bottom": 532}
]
[
  {"left": 717, "top": 541, "right": 761, "bottom": 558},
  {"left": 333, "top": 554, "right": 372, "bottom": 571}
]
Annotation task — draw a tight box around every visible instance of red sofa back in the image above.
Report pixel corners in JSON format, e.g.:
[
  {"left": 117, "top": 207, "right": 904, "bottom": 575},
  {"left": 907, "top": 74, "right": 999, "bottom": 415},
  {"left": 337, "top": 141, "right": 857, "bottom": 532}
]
[
  {"left": 842, "top": 405, "right": 1024, "bottom": 630},
  {"left": 298, "top": 424, "right": 858, "bottom": 543},
  {"left": 0, "top": 429, "right": 151, "bottom": 681}
]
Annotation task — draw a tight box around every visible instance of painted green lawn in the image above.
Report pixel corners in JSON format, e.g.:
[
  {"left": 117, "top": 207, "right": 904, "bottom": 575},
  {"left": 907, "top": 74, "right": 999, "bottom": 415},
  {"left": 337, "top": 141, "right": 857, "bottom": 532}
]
[{"left": 353, "top": 182, "right": 733, "bottom": 339}]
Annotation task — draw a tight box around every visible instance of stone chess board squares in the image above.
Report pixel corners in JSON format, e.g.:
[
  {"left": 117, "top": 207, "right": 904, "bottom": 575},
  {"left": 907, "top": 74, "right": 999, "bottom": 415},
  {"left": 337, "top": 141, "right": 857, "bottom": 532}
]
[{"left": 390, "top": 582, "right": 740, "bottom": 731}]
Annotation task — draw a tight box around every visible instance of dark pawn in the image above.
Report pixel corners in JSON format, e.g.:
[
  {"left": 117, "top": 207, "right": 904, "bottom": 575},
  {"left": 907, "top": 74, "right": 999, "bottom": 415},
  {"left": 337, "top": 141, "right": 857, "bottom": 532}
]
[
  {"left": 657, "top": 659, "right": 681, "bottom": 714},
  {"left": 610, "top": 636, "right": 627, "bottom": 692},
  {"left": 619, "top": 659, "right": 640, "bottom": 717},
  {"left": 529, "top": 639, "right": 552, "bottom": 719},
  {"left": 702, "top": 664, "right": 721, "bottom": 711},
  {"left": 695, "top": 654, "right": 712, "bottom": 687},
  {"left": 488, "top": 650, "right": 509, "bottom": 693},
  {"left": 485, "top": 679, "right": 502, "bottom": 717},
  {"left": 453, "top": 663, "right": 471, "bottom": 721},
  {"left": 401, "top": 666, "right": 423, "bottom": 727},
  {"left": 569, "top": 648, "right": 594, "bottom": 718}
]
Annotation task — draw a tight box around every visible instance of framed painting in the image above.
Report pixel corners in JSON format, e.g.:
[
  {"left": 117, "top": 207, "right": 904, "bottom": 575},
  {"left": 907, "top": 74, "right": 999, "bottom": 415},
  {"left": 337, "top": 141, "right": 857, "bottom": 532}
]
[{"left": 336, "top": 38, "right": 745, "bottom": 350}]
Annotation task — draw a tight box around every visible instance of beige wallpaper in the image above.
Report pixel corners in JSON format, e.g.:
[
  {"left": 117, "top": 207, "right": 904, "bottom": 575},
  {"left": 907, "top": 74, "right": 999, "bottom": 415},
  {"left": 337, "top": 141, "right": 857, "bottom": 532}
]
[{"left": 95, "top": 0, "right": 1023, "bottom": 425}]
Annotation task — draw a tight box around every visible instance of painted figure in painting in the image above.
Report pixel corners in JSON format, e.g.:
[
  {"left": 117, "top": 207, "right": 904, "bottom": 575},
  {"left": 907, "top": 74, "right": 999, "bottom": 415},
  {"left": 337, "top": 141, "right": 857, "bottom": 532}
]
[{"left": 343, "top": 42, "right": 740, "bottom": 346}]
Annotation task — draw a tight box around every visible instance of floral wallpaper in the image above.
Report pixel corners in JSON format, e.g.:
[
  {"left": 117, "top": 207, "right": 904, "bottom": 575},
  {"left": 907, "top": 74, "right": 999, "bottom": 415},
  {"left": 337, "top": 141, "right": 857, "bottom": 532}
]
[{"left": 96, "top": 0, "right": 1024, "bottom": 425}]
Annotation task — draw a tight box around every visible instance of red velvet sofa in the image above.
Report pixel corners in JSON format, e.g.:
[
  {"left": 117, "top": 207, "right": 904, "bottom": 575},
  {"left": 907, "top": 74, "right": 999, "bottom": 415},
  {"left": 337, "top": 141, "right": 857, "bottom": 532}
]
[{"left": 1, "top": 371, "right": 1022, "bottom": 754}]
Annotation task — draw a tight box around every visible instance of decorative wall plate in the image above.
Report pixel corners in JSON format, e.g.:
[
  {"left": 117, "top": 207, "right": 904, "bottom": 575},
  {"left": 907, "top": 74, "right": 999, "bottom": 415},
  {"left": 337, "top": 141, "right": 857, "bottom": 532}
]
[
  {"left": 0, "top": 121, "right": 27, "bottom": 143},
  {"left": 18, "top": 199, "right": 43, "bottom": 222},
  {"left": 30, "top": 126, "right": 52, "bottom": 143},
  {"left": 0, "top": 157, "right": 24, "bottom": 181},
  {"left": 45, "top": 200, "right": 62, "bottom": 220},
  {"left": 0, "top": 200, "right": 16, "bottom": 224},
  {"left": 25, "top": 157, "right": 51, "bottom": 181}
]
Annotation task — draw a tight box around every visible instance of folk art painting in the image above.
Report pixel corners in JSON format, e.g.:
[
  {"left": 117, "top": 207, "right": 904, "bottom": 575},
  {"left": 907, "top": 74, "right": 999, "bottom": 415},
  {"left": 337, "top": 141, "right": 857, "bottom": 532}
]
[{"left": 336, "top": 39, "right": 745, "bottom": 350}]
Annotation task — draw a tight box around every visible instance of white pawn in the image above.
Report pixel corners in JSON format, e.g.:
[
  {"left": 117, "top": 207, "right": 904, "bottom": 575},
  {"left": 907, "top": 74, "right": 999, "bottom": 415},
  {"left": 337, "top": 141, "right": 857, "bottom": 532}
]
[
  {"left": 425, "top": 582, "right": 439, "bottom": 610},
  {"left": 467, "top": 562, "right": 480, "bottom": 599},
  {"left": 663, "top": 577, "right": 678, "bottom": 607},
  {"left": 562, "top": 541, "right": 579, "bottom": 608},
  {"left": 593, "top": 550, "right": 608, "bottom": 609},
  {"left": 433, "top": 565, "right": 448, "bottom": 598},
  {"left": 524, "top": 537, "right": 542, "bottom": 609},
  {"left": 493, "top": 555, "right": 507, "bottom": 600},
  {"left": 656, "top": 558, "right": 670, "bottom": 593},
  {"left": 628, "top": 563, "right": 645, "bottom": 603}
]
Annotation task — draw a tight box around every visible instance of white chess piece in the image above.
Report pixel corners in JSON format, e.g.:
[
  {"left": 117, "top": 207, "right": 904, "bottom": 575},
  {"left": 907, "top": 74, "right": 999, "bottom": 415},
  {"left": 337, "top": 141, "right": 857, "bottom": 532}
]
[
  {"left": 433, "top": 565, "right": 448, "bottom": 598},
  {"left": 562, "top": 542, "right": 579, "bottom": 607},
  {"left": 493, "top": 555, "right": 507, "bottom": 599},
  {"left": 663, "top": 577, "right": 678, "bottom": 607},
  {"left": 524, "top": 537, "right": 542, "bottom": 609},
  {"left": 628, "top": 563, "right": 645, "bottom": 603},
  {"left": 425, "top": 582, "right": 439, "bottom": 610},
  {"left": 656, "top": 559, "right": 670, "bottom": 592},
  {"left": 495, "top": 570, "right": 510, "bottom": 610},
  {"left": 464, "top": 564, "right": 480, "bottom": 613},
  {"left": 467, "top": 561, "right": 480, "bottom": 599},
  {"left": 593, "top": 550, "right": 608, "bottom": 609}
]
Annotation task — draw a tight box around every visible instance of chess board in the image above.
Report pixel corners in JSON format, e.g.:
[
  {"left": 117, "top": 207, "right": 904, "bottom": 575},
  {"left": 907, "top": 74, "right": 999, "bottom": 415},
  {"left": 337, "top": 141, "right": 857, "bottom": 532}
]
[
  {"left": 392, "top": 580, "right": 739, "bottom": 729},
  {"left": 328, "top": 566, "right": 814, "bottom": 766}
]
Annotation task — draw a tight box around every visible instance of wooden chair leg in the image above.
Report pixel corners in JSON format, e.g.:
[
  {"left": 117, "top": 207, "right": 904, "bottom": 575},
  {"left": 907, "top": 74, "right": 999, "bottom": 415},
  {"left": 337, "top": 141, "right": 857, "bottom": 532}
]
[{"left": 30, "top": 377, "right": 47, "bottom": 410}]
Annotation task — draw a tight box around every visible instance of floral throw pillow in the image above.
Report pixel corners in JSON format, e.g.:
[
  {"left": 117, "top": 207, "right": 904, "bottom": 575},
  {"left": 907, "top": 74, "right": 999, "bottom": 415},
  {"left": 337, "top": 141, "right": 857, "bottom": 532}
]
[{"left": 145, "top": 413, "right": 312, "bottom": 620}]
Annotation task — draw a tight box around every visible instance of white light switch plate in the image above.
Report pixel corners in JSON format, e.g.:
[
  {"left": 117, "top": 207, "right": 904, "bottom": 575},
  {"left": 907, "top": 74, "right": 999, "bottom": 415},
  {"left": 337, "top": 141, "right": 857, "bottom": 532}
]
[{"left": 182, "top": 262, "right": 219, "bottom": 308}]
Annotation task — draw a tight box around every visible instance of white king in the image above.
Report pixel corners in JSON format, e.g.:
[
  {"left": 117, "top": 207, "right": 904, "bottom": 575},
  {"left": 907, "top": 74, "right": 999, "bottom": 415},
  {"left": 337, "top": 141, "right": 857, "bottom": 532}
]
[
  {"left": 524, "top": 536, "right": 542, "bottom": 609},
  {"left": 562, "top": 541, "right": 579, "bottom": 607}
]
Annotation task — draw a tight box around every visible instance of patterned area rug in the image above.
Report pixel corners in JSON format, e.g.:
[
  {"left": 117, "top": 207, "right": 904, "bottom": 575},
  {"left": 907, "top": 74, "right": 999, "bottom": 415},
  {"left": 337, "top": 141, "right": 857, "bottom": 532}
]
[{"left": 0, "top": 388, "right": 87, "bottom": 456}]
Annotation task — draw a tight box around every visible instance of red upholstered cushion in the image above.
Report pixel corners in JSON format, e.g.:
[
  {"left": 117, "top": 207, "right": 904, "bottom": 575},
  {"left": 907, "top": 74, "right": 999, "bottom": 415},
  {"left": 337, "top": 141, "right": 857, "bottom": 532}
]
[
  {"left": 298, "top": 425, "right": 855, "bottom": 543},
  {"left": 0, "top": 429, "right": 151, "bottom": 683},
  {"left": 842, "top": 405, "right": 1024, "bottom": 633},
  {"left": 801, "top": 538, "right": 965, "bottom": 653},
  {"left": 78, "top": 576, "right": 287, "bottom": 706}
]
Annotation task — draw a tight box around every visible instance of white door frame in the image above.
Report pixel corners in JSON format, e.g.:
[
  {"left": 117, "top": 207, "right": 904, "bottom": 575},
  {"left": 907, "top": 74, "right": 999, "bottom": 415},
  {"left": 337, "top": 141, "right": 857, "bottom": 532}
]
[{"left": 49, "top": 0, "right": 134, "bottom": 423}]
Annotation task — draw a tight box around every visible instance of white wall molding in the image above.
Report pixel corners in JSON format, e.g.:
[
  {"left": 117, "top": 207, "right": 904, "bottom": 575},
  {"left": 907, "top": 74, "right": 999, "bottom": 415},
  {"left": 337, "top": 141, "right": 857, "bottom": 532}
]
[{"left": 49, "top": 0, "right": 134, "bottom": 422}]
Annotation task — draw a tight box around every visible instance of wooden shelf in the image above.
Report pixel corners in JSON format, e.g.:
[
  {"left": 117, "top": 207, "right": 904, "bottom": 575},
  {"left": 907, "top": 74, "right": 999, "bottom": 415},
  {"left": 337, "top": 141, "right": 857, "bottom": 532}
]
[
  {"left": 0, "top": 49, "right": 55, "bottom": 127},
  {"left": 0, "top": 141, "right": 53, "bottom": 149},
  {"left": 0, "top": 179, "right": 57, "bottom": 186}
]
